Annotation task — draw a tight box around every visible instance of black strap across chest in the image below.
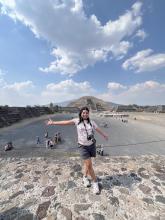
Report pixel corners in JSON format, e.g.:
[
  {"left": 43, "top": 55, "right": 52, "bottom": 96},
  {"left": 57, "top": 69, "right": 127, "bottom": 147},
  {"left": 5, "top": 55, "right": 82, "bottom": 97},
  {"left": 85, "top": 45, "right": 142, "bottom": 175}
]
[{"left": 83, "top": 121, "right": 94, "bottom": 137}]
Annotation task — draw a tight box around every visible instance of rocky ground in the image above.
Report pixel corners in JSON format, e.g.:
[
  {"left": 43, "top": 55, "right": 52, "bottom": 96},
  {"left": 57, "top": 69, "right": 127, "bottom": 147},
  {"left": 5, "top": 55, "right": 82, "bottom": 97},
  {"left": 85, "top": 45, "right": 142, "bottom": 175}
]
[{"left": 0, "top": 155, "right": 165, "bottom": 220}]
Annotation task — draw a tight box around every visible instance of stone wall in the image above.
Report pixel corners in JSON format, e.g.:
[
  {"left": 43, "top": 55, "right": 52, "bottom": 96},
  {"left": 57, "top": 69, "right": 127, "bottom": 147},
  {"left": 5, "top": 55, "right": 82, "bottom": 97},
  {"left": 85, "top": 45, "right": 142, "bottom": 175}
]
[{"left": 0, "top": 106, "right": 53, "bottom": 128}]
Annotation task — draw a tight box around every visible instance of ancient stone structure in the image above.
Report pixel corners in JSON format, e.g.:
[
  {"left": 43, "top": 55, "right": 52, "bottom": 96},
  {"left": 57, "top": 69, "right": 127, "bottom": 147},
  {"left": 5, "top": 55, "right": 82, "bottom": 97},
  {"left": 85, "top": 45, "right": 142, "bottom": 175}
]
[
  {"left": 0, "top": 155, "right": 164, "bottom": 220},
  {"left": 58, "top": 106, "right": 79, "bottom": 113},
  {"left": 67, "top": 96, "right": 112, "bottom": 112},
  {"left": 67, "top": 96, "right": 165, "bottom": 113},
  {"left": 0, "top": 106, "right": 52, "bottom": 128}
]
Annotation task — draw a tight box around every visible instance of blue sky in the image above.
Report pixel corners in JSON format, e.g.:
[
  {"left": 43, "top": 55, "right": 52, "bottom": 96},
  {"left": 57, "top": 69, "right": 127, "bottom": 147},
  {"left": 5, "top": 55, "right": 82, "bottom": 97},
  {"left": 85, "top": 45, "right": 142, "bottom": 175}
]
[{"left": 0, "top": 0, "right": 165, "bottom": 106}]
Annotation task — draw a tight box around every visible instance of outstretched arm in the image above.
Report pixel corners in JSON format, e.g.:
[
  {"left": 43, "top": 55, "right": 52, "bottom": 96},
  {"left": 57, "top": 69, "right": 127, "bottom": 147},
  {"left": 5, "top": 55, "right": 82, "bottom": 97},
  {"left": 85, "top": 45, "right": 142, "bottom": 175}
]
[
  {"left": 95, "top": 127, "right": 108, "bottom": 141},
  {"left": 47, "top": 118, "right": 74, "bottom": 126}
]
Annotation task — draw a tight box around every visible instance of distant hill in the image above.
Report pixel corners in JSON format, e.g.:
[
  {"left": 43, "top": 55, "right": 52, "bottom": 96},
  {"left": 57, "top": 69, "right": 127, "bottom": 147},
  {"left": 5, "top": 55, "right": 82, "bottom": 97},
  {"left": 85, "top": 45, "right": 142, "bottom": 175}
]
[{"left": 67, "top": 96, "right": 118, "bottom": 111}]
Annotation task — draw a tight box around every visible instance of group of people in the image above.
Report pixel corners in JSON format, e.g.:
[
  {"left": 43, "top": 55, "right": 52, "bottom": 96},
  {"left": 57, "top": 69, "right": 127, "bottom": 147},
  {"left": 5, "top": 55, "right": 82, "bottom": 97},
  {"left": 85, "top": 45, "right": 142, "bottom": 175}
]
[
  {"left": 36, "top": 131, "right": 62, "bottom": 148},
  {"left": 121, "top": 119, "right": 128, "bottom": 123},
  {"left": 45, "top": 132, "right": 62, "bottom": 149}
]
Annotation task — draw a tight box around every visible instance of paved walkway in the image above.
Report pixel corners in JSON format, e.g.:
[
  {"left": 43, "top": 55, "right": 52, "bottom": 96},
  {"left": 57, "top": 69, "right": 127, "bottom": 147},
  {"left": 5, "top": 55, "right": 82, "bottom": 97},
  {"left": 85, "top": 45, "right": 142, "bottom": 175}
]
[{"left": 0, "top": 114, "right": 165, "bottom": 156}]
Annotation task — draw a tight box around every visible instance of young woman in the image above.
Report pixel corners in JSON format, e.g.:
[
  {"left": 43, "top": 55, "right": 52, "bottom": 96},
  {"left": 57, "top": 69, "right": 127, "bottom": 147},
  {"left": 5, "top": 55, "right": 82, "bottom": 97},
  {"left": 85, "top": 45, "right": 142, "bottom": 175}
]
[{"left": 47, "top": 106, "right": 108, "bottom": 194}]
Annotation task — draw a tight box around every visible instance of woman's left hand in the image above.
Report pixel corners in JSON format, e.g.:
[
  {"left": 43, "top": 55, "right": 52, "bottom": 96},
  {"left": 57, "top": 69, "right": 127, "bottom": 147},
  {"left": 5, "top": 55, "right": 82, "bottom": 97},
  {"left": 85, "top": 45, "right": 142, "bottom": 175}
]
[{"left": 103, "top": 134, "right": 108, "bottom": 141}]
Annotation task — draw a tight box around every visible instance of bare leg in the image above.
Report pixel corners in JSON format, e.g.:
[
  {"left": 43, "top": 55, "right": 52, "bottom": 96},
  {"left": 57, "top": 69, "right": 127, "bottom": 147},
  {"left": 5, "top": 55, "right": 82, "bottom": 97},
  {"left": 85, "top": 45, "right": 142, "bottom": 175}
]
[{"left": 84, "top": 159, "right": 97, "bottom": 182}]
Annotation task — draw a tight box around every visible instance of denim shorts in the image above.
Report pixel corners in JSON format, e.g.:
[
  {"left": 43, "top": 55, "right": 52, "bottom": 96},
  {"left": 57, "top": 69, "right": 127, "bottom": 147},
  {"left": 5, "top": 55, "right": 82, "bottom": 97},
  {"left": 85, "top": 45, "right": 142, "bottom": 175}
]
[{"left": 78, "top": 143, "right": 96, "bottom": 160}]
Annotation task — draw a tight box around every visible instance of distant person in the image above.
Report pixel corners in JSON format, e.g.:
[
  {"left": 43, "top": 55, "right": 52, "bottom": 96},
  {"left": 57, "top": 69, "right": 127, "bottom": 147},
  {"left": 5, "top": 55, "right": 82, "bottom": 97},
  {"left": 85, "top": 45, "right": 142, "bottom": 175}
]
[
  {"left": 54, "top": 132, "right": 61, "bottom": 144},
  {"left": 36, "top": 136, "right": 40, "bottom": 144},
  {"left": 54, "top": 133, "right": 58, "bottom": 145},
  {"left": 46, "top": 106, "right": 108, "bottom": 194},
  {"left": 44, "top": 131, "right": 48, "bottom": 138},
  {"left": 4, "top": 142, "right": 13, "bottom": 151},
  {"left": 103, "top": 123, "right": 108, "bottom": 128},
  {"left": 57, "top": 132, "right": 61, "bottom": 143},
  {"left": 46, "top": 138, "right": 54, "bottom": 148},
  {"left": 49, "top": 139, "right": 54, "bottom": 148},
  {"left": 96, "top": 144, "right": 104, "bottom": 156},
  {"left": 45, "top": 139, "right": 50, "bottom": 148}
]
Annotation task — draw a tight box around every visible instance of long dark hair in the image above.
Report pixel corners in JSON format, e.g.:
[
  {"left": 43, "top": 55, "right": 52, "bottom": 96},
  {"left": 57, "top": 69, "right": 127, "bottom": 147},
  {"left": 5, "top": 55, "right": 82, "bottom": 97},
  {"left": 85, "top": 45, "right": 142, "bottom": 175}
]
[{"left": 78, "top": 106, "right": 91, "bottom": 124}]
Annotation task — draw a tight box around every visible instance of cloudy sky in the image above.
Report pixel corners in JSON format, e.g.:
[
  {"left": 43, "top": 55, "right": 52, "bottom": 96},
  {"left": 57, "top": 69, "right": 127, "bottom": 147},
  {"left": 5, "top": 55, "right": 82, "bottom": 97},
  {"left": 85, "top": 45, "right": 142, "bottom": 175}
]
[{"left": 0, "top": 0, "right": 165, "bottom": 106}]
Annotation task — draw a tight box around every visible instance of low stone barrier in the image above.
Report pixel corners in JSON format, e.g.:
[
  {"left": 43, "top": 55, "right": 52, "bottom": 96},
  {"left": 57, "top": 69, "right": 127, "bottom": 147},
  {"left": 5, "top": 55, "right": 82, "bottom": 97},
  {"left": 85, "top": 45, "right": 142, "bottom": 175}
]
[{"left": 0, "top": 106, "right": 52, "bottom": 128}]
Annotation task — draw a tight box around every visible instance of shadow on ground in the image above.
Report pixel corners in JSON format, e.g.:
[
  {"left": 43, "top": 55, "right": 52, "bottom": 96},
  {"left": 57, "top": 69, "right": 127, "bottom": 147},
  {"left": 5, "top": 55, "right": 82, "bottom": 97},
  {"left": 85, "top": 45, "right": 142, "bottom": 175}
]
[
  {"left": 0, "top": 207, "right": 37, "bottom": 220},
  {"left": 98, "top": 172, "right": 142, "bottom": 192}
]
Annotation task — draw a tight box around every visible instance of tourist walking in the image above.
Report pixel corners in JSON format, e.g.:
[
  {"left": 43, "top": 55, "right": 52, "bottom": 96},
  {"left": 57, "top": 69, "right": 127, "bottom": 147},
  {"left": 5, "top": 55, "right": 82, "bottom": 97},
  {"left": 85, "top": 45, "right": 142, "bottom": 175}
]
[
  {"left": 36, "top": 136, "right": 40, "bottom": 144},
  {"left": 44, "top": 131, "right": 49, "bottom": 138},
  {"left": 46, "top": 106, "right": 108, "bottom": 194}
]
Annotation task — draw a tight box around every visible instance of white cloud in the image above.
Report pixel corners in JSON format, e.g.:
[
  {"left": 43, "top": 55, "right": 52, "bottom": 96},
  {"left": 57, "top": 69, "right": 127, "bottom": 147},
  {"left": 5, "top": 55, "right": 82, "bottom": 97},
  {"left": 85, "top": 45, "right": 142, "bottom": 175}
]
[
  {"left": 98, "top": 80, "right": 165, "bottom": 105},
  {"left": 0, "top": 69, "right": 6, "bottom": 86},
  {"left": 135, "top": 29, "right": 147, "bottom": 41},
  {"left": 3, "top": 81, "right": 34, "bottom": 91},
  {"left": 110, "top": 41, "right": 133, "bottom": 60},
  {"left": 0, "top": 75, "right": 36, "bottom": 106},
  {"left": 41, "top": 79, "right": 96, "bottom": 102},
  {"left": 129, "top": 80, "right": 161, "bottom": 92},
  {"left": 0, "top": 69, "right": 6, "bottom": 81},
  {"left": 0, "top": 0, "right": 143, "bottom": 75},
  {"left": 71, "top": 0, "right": 83, "bottom": 13},
  {"left": 0, "top": 76, "right": 164, "bottom": 106},
  {"left": 122, "top": 49, "right": 165, "bottom": 72},
  {"left": 108, "top": 82, "right": 127, "bottom": 90},
  {"left": 0, "top": 76, "right": 96, "bottom": 106},
  {"left": 0, "top": 68, "right": 5, "bottom": 76}
]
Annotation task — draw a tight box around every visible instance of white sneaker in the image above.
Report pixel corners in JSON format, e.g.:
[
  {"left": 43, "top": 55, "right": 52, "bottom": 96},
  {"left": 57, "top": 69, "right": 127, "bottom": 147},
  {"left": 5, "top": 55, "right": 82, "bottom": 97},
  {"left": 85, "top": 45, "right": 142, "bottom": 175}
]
[
  {"left": 83, "top": 176, "right": 91, "bottom": 187},
  {"left": 93, "top": 182, "right": 100, "bottom": 194}
]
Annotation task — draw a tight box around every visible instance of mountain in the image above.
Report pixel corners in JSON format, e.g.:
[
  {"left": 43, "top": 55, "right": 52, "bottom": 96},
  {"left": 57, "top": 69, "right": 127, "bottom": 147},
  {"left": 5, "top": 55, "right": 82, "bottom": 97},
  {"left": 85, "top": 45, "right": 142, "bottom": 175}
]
[{"left": 67, "top": 96, "right": 118, "bottom": 111}]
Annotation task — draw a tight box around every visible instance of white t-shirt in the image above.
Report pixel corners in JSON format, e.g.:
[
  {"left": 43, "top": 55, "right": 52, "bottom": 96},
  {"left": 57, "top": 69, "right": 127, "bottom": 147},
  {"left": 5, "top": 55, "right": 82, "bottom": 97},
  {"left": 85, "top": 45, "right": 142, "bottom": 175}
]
[{"left": 71, "top": 118, "right": 98, "bottom": 146}]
